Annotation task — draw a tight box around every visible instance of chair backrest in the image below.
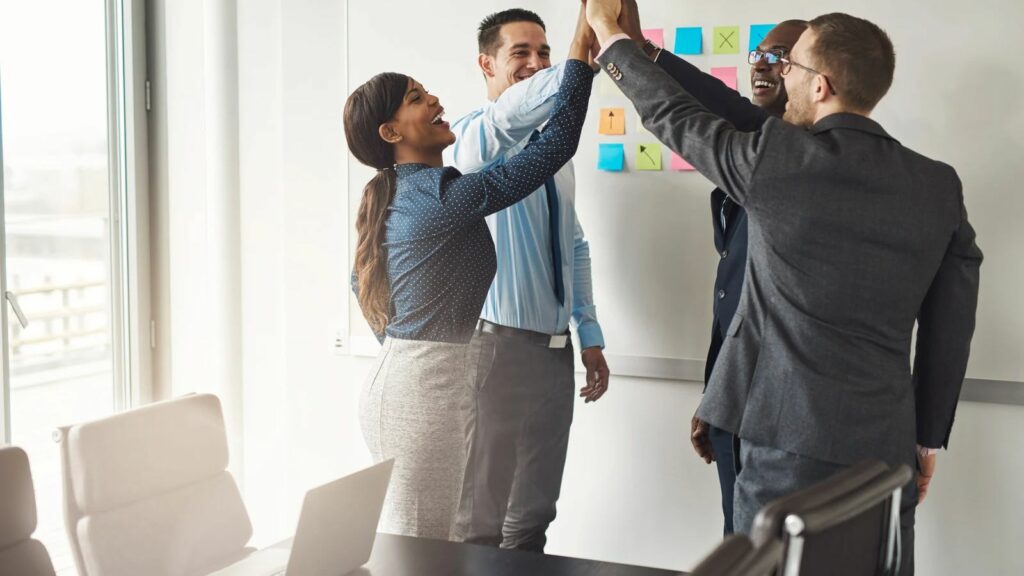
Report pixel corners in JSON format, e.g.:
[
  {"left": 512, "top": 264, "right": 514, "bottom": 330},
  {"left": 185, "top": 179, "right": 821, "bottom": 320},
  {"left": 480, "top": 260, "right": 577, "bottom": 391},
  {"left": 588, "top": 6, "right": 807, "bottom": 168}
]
[
  {"left": 751, "top": 460, "right": 912, "bottom": 576},
  {"left": 0, "top": 446, "right": 56, "bottom": 576},
  {"left": 55, "top": 393, "right": 253, "bottom": 576},
  {"left": 691, "top": 534, "right": 784, "bottom": 576}
]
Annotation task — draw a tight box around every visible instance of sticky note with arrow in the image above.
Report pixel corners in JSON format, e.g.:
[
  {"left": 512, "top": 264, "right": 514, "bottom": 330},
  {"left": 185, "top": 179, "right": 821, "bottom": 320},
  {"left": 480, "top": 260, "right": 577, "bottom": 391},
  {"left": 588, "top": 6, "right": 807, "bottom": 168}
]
[
  {"left": 599, "top": 108, "right": 626, "bottom": 135},
  {"left": 636, "top": 143, "right": 663, "bottom": 171}
]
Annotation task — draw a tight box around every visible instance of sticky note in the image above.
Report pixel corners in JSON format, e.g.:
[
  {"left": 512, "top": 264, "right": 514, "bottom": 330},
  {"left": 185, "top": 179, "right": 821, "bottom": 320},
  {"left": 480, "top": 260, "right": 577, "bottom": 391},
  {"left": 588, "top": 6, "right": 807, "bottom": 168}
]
[
  {"left": 598, "top": 73, "right": 621, "bottom": 97},
  {"left": 598, "top": 144, "right": 625, "bottom": 171},
  {"left": 636, "top": 143, "right": 663, "bottom": 171},
  {"left": 674, "top": 27, "right": 703, "bottom": 55},
  {"left": 671, "top": 152, "right": 696, "bottom": 171},
  {"left": 749, "top": 24, "right": 776, "bottom": 51},
  {"left": 713, "top": 26, "right": 741, "bottom": 54},
  {"left": 599, "top": 108, "right": 626, "bottom": 135},
  {"left": 711, "top": 67, "right": 739, "bottom": 91},
  {"left": 643, "top": 29, "right": 665, "bottom": 49}
]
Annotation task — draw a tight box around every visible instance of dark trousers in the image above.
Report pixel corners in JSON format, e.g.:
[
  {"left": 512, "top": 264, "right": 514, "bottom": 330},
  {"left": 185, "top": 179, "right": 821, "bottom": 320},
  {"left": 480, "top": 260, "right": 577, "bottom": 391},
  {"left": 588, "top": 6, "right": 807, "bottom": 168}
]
[
  {"left": 708, "top": 425, "right": 739, "bottom": 535},
  {"left": 733, "top": 439, "right": 918, "bottom": 575},
  {"left": 453, "top": 330, "right": 575, "bottom": 552}
]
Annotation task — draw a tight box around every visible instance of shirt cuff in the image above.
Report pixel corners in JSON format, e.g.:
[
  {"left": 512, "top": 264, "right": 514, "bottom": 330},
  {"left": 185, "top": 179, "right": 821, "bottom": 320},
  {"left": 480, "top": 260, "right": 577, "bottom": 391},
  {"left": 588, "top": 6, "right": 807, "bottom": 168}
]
[
  {"left": 917, "top": 444, "right": 940, "bottom": 457},
  {"left": 576, "top": 321, "right": 605, "bottom": 350},
  {"left": 596, "top": 33, "right": 632, "bottom": 61}
]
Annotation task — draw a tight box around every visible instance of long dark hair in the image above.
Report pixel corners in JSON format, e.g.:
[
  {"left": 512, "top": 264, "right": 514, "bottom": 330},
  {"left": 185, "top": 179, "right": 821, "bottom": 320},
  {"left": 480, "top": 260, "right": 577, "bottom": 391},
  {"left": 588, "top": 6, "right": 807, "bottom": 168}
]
[{"left": 343, "top": 72, "right": 408, "bottom": 335}]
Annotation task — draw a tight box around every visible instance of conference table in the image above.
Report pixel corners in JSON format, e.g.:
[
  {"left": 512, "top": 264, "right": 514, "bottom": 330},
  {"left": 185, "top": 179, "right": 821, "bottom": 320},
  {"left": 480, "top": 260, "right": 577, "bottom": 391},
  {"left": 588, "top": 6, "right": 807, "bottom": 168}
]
[{"left": 348, "top": 533, "right": 689, "bottom": 576}]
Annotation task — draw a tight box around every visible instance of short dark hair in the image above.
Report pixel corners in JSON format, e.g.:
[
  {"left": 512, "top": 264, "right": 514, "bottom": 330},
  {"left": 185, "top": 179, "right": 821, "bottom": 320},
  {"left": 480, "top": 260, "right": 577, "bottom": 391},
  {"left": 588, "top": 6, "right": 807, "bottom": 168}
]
[
  {"left": 808, "top": 13, "right": 895, "bottom": 111},
  {"left": 477, "top": 9, "right": 546, "bottom": 56}
]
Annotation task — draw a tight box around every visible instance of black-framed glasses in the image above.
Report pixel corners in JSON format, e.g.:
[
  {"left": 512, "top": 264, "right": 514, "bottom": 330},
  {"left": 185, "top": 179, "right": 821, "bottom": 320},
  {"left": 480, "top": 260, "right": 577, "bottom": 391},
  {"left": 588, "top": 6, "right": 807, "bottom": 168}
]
[
  {"left": 779, "top": 56, "right": 838, "bottom": 96},
  {"left": 747, "top": 49, "right": 785, "bottom": 66}
]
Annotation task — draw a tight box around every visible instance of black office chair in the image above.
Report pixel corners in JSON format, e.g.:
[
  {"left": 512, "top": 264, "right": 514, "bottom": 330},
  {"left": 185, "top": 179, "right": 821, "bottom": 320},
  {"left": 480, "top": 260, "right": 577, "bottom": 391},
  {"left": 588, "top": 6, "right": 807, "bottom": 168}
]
[
  {"left": 750, "top": 460, "right": 913, "bottom": 576},
  {"left": 690, "top": 534, "right": 784, "bottom": 576}
]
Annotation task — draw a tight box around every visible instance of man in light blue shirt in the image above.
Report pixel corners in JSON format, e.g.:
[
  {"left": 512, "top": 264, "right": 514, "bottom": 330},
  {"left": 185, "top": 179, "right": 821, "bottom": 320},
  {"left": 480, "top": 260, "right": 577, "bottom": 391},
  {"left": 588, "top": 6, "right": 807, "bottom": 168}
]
[{"left": 447, "top": 8, "right": 609, "bottom": 553}]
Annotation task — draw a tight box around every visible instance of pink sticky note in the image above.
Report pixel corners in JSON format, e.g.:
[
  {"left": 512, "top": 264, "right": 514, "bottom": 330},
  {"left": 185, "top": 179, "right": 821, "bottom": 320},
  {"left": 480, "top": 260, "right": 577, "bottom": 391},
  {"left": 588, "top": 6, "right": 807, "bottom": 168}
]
[
  {"left": 643, "top": 29, "right": 665, "bottom": 49},
  {"left": 711, "top": 66, "right": 739, "bottom": 91},
  {"left": 671, "top": 152, "right": 696, "bottom": 171}
]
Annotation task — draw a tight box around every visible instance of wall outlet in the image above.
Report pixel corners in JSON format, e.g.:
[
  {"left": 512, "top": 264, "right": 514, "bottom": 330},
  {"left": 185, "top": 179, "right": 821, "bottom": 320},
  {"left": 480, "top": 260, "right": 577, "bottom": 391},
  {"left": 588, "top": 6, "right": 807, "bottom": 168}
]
[{"left": 332, "top": 331, "right": 349, "bottom": 356}]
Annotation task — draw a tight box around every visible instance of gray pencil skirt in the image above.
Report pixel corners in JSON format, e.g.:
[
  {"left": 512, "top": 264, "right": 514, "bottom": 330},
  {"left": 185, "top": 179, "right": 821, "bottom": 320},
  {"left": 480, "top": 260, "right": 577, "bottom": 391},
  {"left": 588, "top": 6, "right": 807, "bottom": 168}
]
[{"left": 359, "top": 337, "right": 475, "bottom": 540}]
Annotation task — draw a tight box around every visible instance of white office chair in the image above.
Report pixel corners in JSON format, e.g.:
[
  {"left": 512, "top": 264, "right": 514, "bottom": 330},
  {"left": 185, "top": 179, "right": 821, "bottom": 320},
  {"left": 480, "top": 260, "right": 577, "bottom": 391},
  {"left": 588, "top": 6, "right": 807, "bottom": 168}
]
[
  {"left": 55, "top": 393, "right": 255, "bottom": 576},
  {"left": 0, "top": 445, "right": 56, "bottom": 576}
]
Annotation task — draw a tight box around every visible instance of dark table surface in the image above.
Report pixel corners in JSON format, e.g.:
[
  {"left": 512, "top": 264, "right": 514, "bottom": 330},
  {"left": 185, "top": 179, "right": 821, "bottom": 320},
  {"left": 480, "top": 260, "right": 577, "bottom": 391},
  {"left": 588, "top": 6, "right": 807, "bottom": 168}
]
[{"left": 348, "top": 533, "right": 687, "bottom": 576}]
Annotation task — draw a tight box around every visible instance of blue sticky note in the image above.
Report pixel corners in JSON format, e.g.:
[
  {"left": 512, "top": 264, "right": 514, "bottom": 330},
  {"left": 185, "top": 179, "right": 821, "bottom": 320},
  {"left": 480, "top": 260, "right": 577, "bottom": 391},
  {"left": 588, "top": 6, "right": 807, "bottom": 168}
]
[
  {"left": 749, "top": 24, "right": 776, "bottom": 51},
  {"left": 598, "top": 144, "right": 625, "bottom": 171},
  {"left": 674, "top": 27, "right": 702, "bottom": 55}
]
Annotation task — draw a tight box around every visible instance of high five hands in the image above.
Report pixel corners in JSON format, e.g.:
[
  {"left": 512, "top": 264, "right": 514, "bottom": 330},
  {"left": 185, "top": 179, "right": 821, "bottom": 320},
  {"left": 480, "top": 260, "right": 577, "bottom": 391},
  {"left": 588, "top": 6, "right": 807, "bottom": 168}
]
[{"left": 583, "top": 0, "right": 625, "bottom": 44}]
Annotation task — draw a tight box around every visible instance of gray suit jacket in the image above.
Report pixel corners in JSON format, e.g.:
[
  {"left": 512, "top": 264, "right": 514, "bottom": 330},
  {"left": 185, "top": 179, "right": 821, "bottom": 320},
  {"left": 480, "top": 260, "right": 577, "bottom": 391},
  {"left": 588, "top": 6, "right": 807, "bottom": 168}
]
[{"left": 598, "top": 40, "right": 983, "bottom": 468}]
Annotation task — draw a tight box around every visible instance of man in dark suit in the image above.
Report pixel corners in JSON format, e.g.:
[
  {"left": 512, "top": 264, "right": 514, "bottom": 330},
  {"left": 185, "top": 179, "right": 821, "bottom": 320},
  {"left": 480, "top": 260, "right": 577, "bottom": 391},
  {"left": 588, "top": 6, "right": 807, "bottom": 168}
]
[
  {"left": 587, "top": 4, "right": 982, "bottom": 572},
  {"left": 614, "top": 0, "right": 807, "bottom": 535}
]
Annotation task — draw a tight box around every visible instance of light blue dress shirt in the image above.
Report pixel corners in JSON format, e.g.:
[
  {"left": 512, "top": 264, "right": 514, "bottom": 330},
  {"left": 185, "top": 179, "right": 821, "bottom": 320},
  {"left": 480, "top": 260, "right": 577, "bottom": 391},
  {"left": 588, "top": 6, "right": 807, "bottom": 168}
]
[{"left": 447, "top": 62, "right": 605, "bottom": 349}]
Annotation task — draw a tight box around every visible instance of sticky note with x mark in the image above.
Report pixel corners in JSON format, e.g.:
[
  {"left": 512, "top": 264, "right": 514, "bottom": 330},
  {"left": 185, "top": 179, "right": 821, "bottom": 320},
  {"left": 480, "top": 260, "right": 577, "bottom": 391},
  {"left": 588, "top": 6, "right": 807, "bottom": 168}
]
[
  {"left": 599, "top": 108, "right": 626, "bottom": 135},
  {"left": 637, "top": 143, "right": 663, "bottom": 171},
  {"left": 713, "top": 26, "right": 741, "bottom": 54}
]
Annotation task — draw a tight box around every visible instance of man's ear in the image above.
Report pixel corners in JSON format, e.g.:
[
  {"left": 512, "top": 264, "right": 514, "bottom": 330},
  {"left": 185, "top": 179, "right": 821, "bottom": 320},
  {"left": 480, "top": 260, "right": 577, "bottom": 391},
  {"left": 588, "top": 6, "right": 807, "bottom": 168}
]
[
  {"left": 811, "top": 75, "right": 829, "bottom": 103},
  {"left": 478, "top": 53, "right": 496, "bottom": 79},
  {"left": 378, "top": 122, "right": 403, "bottom": 144}
]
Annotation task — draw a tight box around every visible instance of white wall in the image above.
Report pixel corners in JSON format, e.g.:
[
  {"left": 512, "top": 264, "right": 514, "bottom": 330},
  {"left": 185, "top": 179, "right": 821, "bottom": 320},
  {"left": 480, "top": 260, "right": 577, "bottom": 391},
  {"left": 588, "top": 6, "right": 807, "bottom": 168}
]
[{"left": 151, "top": 1, "right": 1024, "bottom": 573}]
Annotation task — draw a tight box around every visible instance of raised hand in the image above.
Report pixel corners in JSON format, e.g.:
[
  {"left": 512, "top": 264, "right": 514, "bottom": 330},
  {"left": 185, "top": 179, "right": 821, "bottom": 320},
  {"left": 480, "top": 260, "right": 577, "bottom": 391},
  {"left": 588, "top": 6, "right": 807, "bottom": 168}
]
[
  {"left": 617, "top": 0, "right": 645, "bottom": 46},
  {"left": 569, "top": 1, "right": 599, "bottom": 68},
  {"left": 585, "top": 0, "right": 624, "bottom": 43}
]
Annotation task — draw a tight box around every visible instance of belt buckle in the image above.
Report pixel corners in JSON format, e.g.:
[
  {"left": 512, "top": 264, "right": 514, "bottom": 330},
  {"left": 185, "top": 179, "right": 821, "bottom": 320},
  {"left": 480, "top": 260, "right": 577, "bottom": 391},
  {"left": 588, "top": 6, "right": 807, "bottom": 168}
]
[{"left": 547, "top": 334, "right": 568, "bottom": 349}]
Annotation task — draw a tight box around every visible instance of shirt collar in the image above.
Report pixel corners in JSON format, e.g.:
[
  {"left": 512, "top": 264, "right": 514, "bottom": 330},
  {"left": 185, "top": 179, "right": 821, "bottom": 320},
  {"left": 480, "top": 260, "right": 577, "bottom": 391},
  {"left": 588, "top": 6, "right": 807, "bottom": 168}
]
[
  {"left": 809, "top": 113, "right": 899, "bottom": 143},
  {"left": 395, "top": 163, "right": 434, "bottom": 177}
]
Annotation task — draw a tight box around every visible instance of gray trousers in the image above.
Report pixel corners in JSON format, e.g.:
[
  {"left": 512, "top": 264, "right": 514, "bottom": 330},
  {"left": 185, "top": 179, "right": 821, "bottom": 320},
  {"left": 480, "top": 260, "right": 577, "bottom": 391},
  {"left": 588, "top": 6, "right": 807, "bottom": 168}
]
[
  {"left": 453, "top": 330, "right": 575, "bottom": 552},
  {"left": 734, "top": 439, "right": 918, "bottom": 575}
]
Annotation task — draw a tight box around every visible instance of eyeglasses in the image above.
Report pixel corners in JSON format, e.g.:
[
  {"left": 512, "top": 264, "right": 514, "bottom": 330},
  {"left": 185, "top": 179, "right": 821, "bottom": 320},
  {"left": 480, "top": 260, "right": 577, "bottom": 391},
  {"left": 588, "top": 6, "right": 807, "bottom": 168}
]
[
  {"left": 779, "top": 56, "right": 838, "bottom": 96},
  {"left": 747, "top": 49, "right": 786, "bottom": 66}
]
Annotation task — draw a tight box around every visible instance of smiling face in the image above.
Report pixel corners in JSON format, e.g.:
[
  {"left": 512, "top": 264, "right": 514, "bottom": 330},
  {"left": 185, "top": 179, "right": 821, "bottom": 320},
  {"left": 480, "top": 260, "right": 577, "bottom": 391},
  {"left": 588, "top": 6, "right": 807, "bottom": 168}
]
[
  {"left": 479, "top": 21, "right": 551, "bottom": 100},
  {"left": 381, "top": 78, "right": 456, "bottom": 161},
  {"left": 750, "top": 22, "right": 807, "bottom": 116}
]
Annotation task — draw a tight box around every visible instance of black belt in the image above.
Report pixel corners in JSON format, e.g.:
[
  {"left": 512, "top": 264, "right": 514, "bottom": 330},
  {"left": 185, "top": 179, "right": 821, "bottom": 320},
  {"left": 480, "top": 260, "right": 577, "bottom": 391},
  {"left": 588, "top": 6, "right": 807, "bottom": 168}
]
[{"left": 475, "top": 319, "right": 570, "bottom": 349}]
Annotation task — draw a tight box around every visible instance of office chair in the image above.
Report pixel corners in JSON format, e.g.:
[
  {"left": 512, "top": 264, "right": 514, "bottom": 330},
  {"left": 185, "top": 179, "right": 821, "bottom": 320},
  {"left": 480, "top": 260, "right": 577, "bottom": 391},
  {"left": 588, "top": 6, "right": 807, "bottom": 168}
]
[
  {"left": 55, "top": 393, "right": 254, "bottom": 576},
  {"left": 0, "top": 446, "right": 56, "bottom": 576},
  {"left": 750, "top": 460, "right": 913, "bottom": 576}
]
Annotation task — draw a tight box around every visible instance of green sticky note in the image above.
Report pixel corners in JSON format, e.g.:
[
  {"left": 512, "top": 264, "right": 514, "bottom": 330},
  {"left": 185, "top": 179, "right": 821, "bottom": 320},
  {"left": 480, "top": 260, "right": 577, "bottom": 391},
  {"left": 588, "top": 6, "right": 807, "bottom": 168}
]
[
  {"left": 713, "top": 26, "right": 741, "bottom": 54},
  {"left": 636, "top": 143, "right": 663, "bottom": 171}
]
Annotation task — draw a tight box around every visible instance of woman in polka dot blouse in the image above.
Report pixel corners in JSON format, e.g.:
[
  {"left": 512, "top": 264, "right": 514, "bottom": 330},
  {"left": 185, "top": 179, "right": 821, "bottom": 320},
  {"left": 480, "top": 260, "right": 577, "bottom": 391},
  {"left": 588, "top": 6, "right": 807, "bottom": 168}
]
[{"left": 341, "top": 7, "right": 597, "bottom": 540}]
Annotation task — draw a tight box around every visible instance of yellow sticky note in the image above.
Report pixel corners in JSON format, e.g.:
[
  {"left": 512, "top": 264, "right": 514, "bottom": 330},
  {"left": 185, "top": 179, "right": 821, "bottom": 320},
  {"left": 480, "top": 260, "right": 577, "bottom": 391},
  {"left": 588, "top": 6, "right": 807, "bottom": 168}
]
[
  {"left": 713, "top": 26, "right": 741, "bottom": 54},
  {"left": 637, "top": 143, "right": 663, "bottom": 171},
  {"left": 599, "top": 108, "right": 626, "bottom": 135}
]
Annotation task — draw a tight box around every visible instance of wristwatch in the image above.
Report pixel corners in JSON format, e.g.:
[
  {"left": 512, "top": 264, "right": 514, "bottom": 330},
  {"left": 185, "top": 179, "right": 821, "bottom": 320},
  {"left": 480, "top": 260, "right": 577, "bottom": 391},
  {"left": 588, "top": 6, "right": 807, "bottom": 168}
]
[{"left": 641, "top": 39, "right": 662, "bottom": 61}]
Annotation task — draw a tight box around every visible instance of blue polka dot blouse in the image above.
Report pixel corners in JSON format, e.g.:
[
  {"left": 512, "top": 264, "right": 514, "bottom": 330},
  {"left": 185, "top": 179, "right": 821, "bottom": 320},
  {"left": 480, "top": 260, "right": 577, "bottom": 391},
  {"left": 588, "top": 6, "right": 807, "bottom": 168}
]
[{"left": 356, "top": 59, "right": 594, "bottom": 344}]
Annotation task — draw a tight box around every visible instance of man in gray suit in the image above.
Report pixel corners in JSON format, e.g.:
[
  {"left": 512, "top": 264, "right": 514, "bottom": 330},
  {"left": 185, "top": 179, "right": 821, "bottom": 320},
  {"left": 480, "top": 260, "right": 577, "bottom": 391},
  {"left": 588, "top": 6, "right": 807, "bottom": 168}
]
[{"left": 586, "top": 3, "right": 982, "bottom": 572}]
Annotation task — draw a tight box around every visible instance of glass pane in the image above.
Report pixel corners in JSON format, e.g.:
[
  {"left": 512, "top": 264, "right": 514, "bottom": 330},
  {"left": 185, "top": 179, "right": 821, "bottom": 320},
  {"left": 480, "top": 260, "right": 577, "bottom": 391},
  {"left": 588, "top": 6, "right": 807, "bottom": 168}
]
[{"left": 1, "top": 1, "right": 117, "bottom": 574}]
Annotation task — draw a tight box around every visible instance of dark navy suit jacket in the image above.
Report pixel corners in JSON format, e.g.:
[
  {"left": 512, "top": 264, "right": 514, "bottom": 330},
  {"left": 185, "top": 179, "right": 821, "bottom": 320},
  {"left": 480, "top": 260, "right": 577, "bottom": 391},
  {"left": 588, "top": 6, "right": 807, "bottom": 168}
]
[{"left": 652, "top": 51, "right": 769, "bottom": 385}]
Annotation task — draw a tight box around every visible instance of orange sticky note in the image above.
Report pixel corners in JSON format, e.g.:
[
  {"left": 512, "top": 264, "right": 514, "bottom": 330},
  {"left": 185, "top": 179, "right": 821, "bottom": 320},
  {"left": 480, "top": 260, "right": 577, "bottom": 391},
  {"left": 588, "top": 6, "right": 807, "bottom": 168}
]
[
  {"left": 599, "top": 108, "right": 626, "bottom": 135},
  {"left": 671, "top": 152, "right": 696, "bottom": 171},
  {"left": 711, "top": 67, "right": 739, "bottom": 91}
]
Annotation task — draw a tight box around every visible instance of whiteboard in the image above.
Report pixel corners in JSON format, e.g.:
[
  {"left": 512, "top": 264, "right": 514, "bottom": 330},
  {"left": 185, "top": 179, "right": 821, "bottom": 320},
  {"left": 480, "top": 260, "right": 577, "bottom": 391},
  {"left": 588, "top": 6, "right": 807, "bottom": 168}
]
[{"left": 346, "top": 0, "right": 1024, "bottom": 385}]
